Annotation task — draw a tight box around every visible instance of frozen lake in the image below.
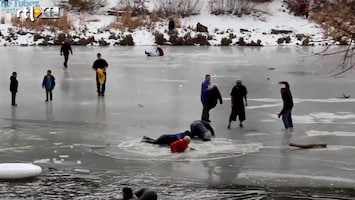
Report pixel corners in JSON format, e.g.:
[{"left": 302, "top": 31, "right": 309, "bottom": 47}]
[{"left": 0, "top": 46, "right": 355, "bottom": 199}]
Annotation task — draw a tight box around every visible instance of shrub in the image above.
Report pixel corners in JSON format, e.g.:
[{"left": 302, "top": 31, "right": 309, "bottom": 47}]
[
  {"left": 209, "top": 0, "right": 255, "bottom": 16},
  {"left": 108, "top": 11, "right": 149, "bottom": 31},
  {"left": 116, "top": 0, "right": 149, "bottom": 16},
  {"left": 68, "top": 0, "right": 107, "bottom": 12},
  {"left": 153, "top": 0, "right": 202, "bottom": 17},
  {"left": 120, "top": 34, "right": 135, "bottom": 45},
  {"left": 0, "top": 16, "right": 5, "bottom": 24}
]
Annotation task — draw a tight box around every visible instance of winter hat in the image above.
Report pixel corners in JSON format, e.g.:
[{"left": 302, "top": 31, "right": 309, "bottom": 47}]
[{"left": 183, "top": 136, "right": 191, "bottom": 144}]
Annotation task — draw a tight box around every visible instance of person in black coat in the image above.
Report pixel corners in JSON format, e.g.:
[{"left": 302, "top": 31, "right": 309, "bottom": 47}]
[
  {"left": 278, "top": 81, "right": 294, "bottom": 130},
  {"left": 228, "top": 80, "right": 247, "bottom": 129},
  {"left": 60, "top": 38, "right": 73, "bottom": 68},
  {"left": 9, "top": 72, "right": 18, "bottom": 106},
  {"left": 92, "top": 53, "right": 109, "bottom": 96},
  {"left": 168, "top": 18, "right": 175, "bottom": 35}
]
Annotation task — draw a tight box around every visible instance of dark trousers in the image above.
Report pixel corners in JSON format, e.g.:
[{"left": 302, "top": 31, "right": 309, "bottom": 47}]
[
  {"left": 11, "top": 92, "right": 16, "bottom": 105},
  {"left": 143, "top": 135, "right": 174, "bottom": 145},
  {"left": 282, "top": 109, "right": 293, "bottom": 129},
  {"left": 201, "top": 103, "right": 210, "bottom": 121},
  {"left": 63, "top": 53, "right": 69, "bottom": 67},
  {"left": 96, "top": 72, "right": 106, "bottom": 95},
  {"left": 46, "top": 89, "right": 53, "bottom": 101}
]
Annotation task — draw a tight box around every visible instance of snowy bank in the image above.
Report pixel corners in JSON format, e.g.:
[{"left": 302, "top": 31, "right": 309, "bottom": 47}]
[{"left": 0, "top": 0, "right": 328, "bottom": 46}]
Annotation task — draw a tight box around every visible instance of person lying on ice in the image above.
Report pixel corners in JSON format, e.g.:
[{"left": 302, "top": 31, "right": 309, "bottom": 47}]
[
  {"left": 141, "top": 131, "right": 192, "bottom": 146},
  {"left": 145, "top": 46, "right": 164, "bottom": 57},
  {"left": 190, "top": 120, "right": 215, "bottom": 141},
  {"left": 170, "top": 136, "right": 192, "bottom": 153}
]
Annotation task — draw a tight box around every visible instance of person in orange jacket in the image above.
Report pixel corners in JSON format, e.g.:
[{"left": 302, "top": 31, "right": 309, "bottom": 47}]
[{"left": 170, "top": 136, "right": 191, "bottom": 153}]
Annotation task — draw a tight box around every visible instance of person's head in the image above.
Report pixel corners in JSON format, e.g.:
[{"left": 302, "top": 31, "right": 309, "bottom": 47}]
[
  {"left": 97, "top": 53, "right": 102, "bottom": 59},
  {"left": 47, "top": 70, "right": 52, "bottom": 76},
  {"left": 64, "top": 38, "right": 69, "bottom": 43},
  {"left": 279, "top": 81, "right": 290, "bottom": 89},
  {"left": 183, "top": 136, "right": 191, "bottom": 144},
  {"left": 236, "top": 80, "right": 242, "bottom": 86},
  {"left": 12, "top": 72, "right": 17, "bottom": 77},
  {"left": 205, "top": 74, "right": 211, "bottom": 82},
  {"left": 122, "top": 187, "right": 134, "bottom": 200}
]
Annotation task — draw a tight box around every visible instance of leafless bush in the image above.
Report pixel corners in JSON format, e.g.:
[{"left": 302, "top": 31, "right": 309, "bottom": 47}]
[
  {"left": 68, "top": 0, "right": 107, "bottom": 12},
  {"left": 116, "top": 0, "right": 150, "bottom": 16},
  {"left": 209, "top": 0, "right": 255, "bottom": 16},
  {"left": 153, "top": 0, "right": 202, "bottom": 17},
  {"left": 312, "top": 0, "right": 355, "bottom": 76}
]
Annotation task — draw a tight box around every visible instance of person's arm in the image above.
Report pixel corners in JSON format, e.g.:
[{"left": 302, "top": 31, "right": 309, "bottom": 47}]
[
  {"left": 69, "top": 44, "right": 73, "bottom": 55},
  {"left": 244, "top": 86, "right": 248, "bottom": 106},
  {"left": 52, "top": 77, "right": 55, "bottom": 89},
  {"left": 103, "top": 60, "right": 108, "bottom": 69},
  {"left": 278, "top": 89, "right": 287, "bottom": 118},
  {"left": 203, "top": 121, "right": 215, "bottom": 136},
  {"left": 60, "top": 45, "right": 63, "bottom": 55},
  {"left": 42, "top": 77, "right": 45, "bottom": 88},
  {"left": 92, "top": 61, "right": 97, "bottom": 70}
]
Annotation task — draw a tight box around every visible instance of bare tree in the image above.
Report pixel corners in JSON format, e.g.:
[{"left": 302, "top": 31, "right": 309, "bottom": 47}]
[
  {"left": 209, "top": 0, "right": 255, "bottom": 16},
  {"left": 116, "top": 0, "right": 150, "bottom": 16},
  {"left": 311, "top": 0, "right": 355, "bottom": 76},
  {"left": 153, "top": 0, "right": 202, "bottom": 17}
]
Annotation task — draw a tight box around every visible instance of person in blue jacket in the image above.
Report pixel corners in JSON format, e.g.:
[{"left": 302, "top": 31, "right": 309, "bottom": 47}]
[
  {"left": 42, "top": 70, "right": 55, "bottom": 102},
  {"left": 142, "top": 131, "right": 191, "bottom": 146}
]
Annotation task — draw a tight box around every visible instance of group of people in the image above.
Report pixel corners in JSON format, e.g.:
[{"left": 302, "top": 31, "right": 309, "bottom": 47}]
[
  {"left": 200, "top": 74, "right": 294, "bottom": 131},
  {"left": 9, "top": 70, "right": 56, "bottom": 105},
  {"left": 9, "top": 42, "right": 109, "bottom": 105}
]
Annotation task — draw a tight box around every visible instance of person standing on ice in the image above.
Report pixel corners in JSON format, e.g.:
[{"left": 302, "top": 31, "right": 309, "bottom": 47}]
[
  {"left": 278, "top": 81, "right": 294, "bottom": 130},
  {"left": 42, "top": 70, "right": 55, "bottom": 102},
  {"left": 228, "top": 80, "right": 248, "bottom": 129},
  {"left": 92, "top": 53, "right": 109, "bottom": 96},
  {"left": 9, "top": 72, "right": 18, "bottom": 106},
  {"left": 60, "top": 38, "right": 73, "bottom": 68},
  {"left": 201, "top": 74, "right": 216, "bottom": 122}
]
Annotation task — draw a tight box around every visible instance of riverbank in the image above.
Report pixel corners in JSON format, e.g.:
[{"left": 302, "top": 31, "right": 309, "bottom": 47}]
[{"left": 0, "top": 0, "right": 331, "bottom": 47}]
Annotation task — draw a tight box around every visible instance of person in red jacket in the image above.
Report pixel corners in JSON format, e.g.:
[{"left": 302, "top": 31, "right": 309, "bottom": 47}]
[{"left": 170, "top": 136, "right": 191, "bottom": 153}]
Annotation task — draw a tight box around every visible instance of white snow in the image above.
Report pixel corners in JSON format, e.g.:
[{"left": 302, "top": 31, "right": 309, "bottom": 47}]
[{"left": 0, "top": 0, "right": 326, "bottom": 46}]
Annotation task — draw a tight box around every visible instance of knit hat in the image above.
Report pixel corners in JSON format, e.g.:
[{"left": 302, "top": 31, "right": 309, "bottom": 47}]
[{"left": 183, "top": 136, "right": 191, "bottom": 144}]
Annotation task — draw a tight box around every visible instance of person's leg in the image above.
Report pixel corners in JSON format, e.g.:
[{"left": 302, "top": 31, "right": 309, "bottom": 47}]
[
  {"left": 201, "top": 103, "right": 210, "bottom": 121},
  {"left": 45, "top": 89, "right": 49, "bottom": 101},
  {"left": 142, "top": 136, "right": 157, "bottom": 144},
  {"left": 64, "top": 53, "right": 69, "bottom": 67},
  {"left": 11, "top": 92, "right": 16, "bottom": 105},
  {"left": 288, "top": 110, "right": 293, "bottom": 128},
  {"left": 96, "top": 73, "right": 100, "bottom": 95},
  {"left": 282, "top": 113, "right": 288, "bottom": 129},
  {"left": 239, "top": 109, "right": 246, "bottom": 128},
  {"left": 49, "top": 90, "right": 53, "bottom": 101},
  {"left": 101, "top": 72, "right": 106, "bottom": 96},
  {"left": 154, "top": 135, "right": 174, "bottom": 145}
]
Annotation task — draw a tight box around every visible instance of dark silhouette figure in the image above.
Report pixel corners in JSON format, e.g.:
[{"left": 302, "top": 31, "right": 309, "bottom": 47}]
[
  {"left": 228, "top": 80, "right": 248, "bottom": 129},
  {"left": 9, "top": 72, "right": 18, "bottom": 106},
  {"left": 278, "top": 81, "right": 294, "bottom": 130},
  {"left": 60, "top": 38, "right": 73, "bottom": 68},
  {"left": 168, "top": 18, "right": 175, "bottom": 35}
]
